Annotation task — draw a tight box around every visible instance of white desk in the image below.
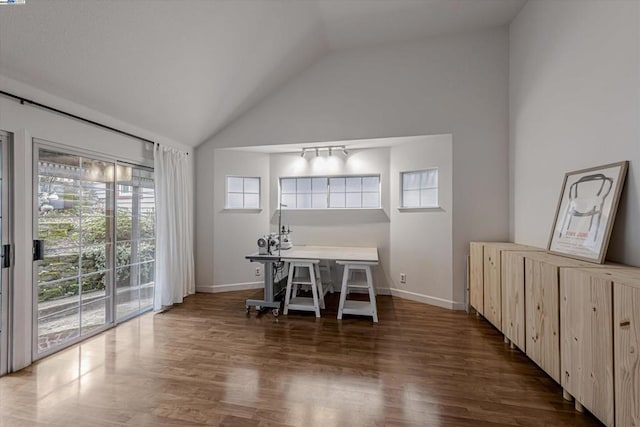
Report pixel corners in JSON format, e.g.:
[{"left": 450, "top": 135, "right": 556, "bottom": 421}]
[{"left": 245, "top": 245, "right": 379, "bottom": 314}]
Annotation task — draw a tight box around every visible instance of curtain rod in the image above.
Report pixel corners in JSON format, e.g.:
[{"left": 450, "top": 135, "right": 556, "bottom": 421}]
[{"left": 0, "top": 90, "right": 155, "bottom": 147}]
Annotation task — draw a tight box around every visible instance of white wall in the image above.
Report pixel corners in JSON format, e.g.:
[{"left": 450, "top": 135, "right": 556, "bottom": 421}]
[
  {"left": 201, "top": 136, "right": 456, "bottom": 306},
  {"left": 1, "top": 76, "right": 191, "bottom": 161},
  {"left": 269, "top": 147, "right": 391, "bottom": 291},
  {"left": 196, "top": 149, "right": 270, "bottom": 292},
  {"left": 389, "top": 135, "right": 455, "bottom": 309},
  {"left": 509, "top": 0, "right": 640, "bottom": 265},
  {"left": 198, "top": 28, "right": 510, "bottom": 304},
  {"left": 0, "top": 75, "right": 190, "bottom": 370}
]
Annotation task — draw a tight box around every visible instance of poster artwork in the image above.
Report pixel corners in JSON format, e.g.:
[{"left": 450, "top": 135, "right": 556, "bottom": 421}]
[{"left": 548, "top": 161, "right": 628, "bottom": 263}]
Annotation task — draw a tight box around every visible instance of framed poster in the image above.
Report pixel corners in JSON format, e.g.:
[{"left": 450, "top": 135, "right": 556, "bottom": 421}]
[{"left": 548, "top": 161, "right": 628, "bottom": 263}]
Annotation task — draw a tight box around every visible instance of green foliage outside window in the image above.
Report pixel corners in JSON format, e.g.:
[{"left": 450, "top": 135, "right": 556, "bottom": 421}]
[{"left": 38, "top": 196, "right": 155, "bottom": 303}]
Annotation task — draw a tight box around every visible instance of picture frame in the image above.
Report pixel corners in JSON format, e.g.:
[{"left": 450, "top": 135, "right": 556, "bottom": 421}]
[{"left": 547, "top": 161, "right": 629, "bottom": 264}]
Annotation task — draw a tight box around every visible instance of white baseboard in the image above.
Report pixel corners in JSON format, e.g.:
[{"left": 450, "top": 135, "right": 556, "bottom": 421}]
[
  {"left": 389, "top": 288, "right": 465, "bottom": 310},
  {"left": 451, "top": 301, "right": 467, "bottom": 311},
  {"left": 195, "top": 283, "right": 465, "bottom": 311},
  {"left": 196, "top": 282, "right": 263, "bottom": 294}
]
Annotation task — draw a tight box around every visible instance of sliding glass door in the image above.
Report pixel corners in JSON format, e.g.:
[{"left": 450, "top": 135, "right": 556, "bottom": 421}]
[
  {"left": 0, "top": 132, "right": 11, "bottom": 376},
  {"left": 34, "top": 144, "right": 154, "bottom": 357},
  {"left": 115, "top": 166, "right": 155, "bottom": 320}
]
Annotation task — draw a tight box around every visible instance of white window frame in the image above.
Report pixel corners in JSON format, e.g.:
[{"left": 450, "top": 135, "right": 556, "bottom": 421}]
[
  {"left": 225, "top": 175, "right": 261, "bottom": 210},
  {"left": 279, "top": 174, "right": 381, "bottom": 210},
  {"left": 399, "top": 168, "right": 439, "bottom": 210}
]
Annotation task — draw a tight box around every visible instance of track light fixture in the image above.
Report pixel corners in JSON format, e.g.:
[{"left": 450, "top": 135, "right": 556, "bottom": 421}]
[{"left": 299, "top": 145, "right": 348, "bottom": 158}]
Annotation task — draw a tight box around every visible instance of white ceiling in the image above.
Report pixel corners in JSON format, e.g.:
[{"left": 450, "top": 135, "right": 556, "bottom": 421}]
[
  {"left": 316, "top": 0, "right": 526, "bottom": 50},
  {"left": 0, "top": 0, "right": 526, "bottom": 147},
  {"left": 227, "top": 134, "right": 452, "bottom": 154}
]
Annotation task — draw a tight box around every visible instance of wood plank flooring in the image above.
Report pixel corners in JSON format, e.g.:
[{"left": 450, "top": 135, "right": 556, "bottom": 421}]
[{"left": 0, "top": 291, "right": 602, "bottom": 426}]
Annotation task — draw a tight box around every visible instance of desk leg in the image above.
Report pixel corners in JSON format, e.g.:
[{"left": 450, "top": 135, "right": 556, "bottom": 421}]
[
  {"left": 245, "top": 260, "right": 281, "bottom": 313},
  {"left": 264, "top": 261, "right": 274, "bottom": 303}
]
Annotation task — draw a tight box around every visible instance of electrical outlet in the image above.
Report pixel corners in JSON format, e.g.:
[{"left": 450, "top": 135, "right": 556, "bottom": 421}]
[
  {"left": 255, "top": 267, "right": 261, "bottom": 276},
  {"left": 400, "top": 273, "right": 406, "bottom": 284}
]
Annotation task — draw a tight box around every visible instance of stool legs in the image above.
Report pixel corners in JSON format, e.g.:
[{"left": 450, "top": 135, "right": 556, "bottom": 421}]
[
  {"left": 314, "top": 263, "right": 325, "bottom": 309},
  {"left": 337, "top": 264, "right": 350, "bottom": 320},
  {"left": 337, "top": 263, "right": 378, "bottom": 323},
  {"left": 283, "top": 261, "right": 322, "bottom": 318},
  {"left": 283, "top": 265, "right": 295, "bottom": 316},
  {"left": 309, "top": 264, "right": 321, "bottom": 318},
  {"left": 365, "top": 265, "right": 378, "bottom": 323},
  {"left": 319, "top": 261, "right": 335, "bottom": 294}
]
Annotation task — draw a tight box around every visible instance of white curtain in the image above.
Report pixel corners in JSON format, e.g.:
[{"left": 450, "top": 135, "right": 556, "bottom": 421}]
[{"left": 154, "top": 144, "right": 195, "bottom": 310}]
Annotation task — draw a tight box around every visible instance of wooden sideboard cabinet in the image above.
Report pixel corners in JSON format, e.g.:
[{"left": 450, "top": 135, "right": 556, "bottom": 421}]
[
  {"left": 560, "top": 267, "right": 640, "bottom": 427},
  {"left": 469, "top": 242, "right": 543, "bottom": 331},
  {"left": 474, "top": 240, "right": 640, "bottom": 426}
]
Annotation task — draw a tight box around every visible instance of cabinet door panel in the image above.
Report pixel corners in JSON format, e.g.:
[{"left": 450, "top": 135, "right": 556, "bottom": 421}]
[
  {"left": 469, "top": 243, "right": 484, "bottom": 314},
  {"left": 502, "top": 252, "right": 525, "bottom": 350},
  {"left": 561, "top": 269, "right": 613, "bottom": 426},
  {"left": 614, "top": 283, "right": 640, "bottom": 427},
  {"left": 483, "top": 246, "right": 501, "bottom": 329},
  {"left": 525, "top": 260, "right": 560, "bottom": 382}
]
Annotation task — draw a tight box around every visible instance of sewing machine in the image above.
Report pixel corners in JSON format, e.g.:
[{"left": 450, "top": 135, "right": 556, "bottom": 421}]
[{"left": 257, "top": 226, "right": 292, "bottom": 255}]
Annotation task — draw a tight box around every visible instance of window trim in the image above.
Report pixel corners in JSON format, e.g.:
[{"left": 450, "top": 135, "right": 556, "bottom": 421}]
[
  {"left": 399, "top": 168, "right": 440, "bottom": 210},
  {"left": 279, "top": 174, "right": 382, "bottom": 210},
  {"left": 225, "top": 175, "right": 261, "bottom": 210}
]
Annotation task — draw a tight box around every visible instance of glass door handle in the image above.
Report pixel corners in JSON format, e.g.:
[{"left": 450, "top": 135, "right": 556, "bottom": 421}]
[
  {"left": 33, "top": 240, "right": 44, "bottom": 261},
  {"left": 2, "top": 244, "right": 10, "bottom": 268}
]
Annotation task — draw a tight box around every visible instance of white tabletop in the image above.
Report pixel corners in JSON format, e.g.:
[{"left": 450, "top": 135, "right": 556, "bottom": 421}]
[
  {"left": 247, "top": 245, "right": 378, "bottom": 263},
  {"left": 282, "top": 245, "right": 379, "bottom": 263}
]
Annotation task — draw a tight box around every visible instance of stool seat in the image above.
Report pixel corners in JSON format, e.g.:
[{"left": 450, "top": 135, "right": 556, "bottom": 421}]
[{"left": 336, "top": 261, "right": 378, "bottom": 323}]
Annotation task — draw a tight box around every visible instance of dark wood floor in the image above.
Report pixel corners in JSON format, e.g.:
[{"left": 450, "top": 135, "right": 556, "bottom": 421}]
[{"left": 0, "top": 290, "right": 602, "bottom": 426}]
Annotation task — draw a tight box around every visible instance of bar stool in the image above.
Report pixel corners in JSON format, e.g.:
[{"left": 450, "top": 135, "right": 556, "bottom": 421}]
[
  {"left": 283, "top": 259, "right": 324, "bottom": 317},
  {"left": 289, "top": 261, "right": 334, "bottom": 300},
  {"left": 336, "top": 261, "right": 378, "bottom": 323},
  {"left": 290, "top": 262, "right": 327, "bottom": 309}
]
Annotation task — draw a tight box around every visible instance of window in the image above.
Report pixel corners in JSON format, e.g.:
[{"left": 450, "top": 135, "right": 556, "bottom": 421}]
[
  {"left": 400, "top": 169, "right": 438, "bottom": 208},
  {"left": 280, "top": 175, "right": 380, "bottom": 209},
  {"left": 118, "top": 184, "right": 132, "bottom": 195},
  {"left": 226, "top": 176, "right": 260, "bottom": 209}
]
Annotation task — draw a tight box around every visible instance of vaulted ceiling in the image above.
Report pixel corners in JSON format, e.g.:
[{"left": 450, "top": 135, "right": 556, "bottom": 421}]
[{"left": 0, "top": 0, "right": 525, "bottom": 147}]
